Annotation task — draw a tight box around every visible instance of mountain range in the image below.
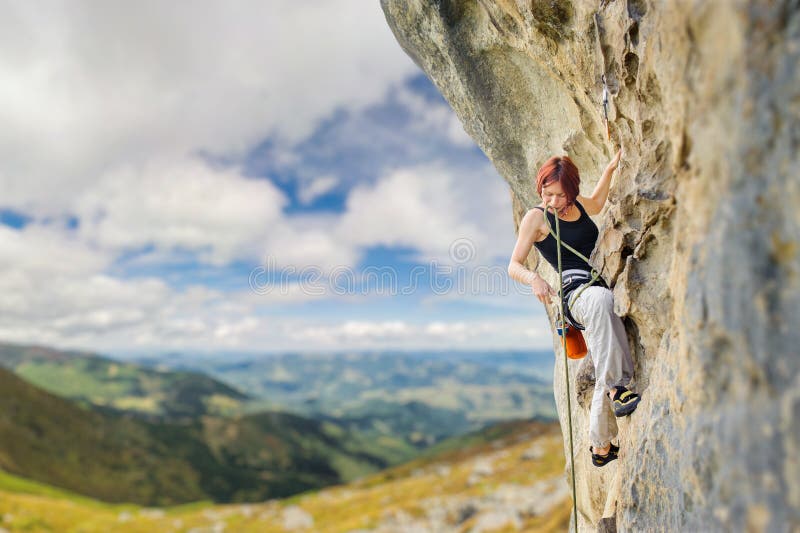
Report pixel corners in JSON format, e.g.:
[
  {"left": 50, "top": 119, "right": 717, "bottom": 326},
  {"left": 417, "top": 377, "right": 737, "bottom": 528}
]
[{"left": 0, "top": 342, "right": 556, "bottom": 507}]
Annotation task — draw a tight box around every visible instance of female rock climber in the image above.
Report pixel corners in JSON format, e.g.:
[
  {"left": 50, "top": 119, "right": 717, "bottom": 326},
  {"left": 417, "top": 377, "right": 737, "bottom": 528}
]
[{"left": 507, "top": 149, "right": 640, "bottom": 467}]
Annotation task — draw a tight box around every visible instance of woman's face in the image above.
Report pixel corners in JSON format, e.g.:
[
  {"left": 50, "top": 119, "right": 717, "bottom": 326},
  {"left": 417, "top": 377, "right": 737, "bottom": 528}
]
[{"left": 541, "top": 180, "right": 568, "bottom": 211}]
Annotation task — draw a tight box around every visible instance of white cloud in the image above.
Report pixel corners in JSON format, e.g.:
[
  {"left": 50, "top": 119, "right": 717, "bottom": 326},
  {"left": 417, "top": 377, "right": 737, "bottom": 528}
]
[
  {"left": 68, "top": 157, "right": 516, "bottom": 272},
  {"left": 0, "top": 225, "right": 110, "bottom": 277},
  {"left": 0, "top": 267, "right": 251, "bottom": 352},
  {"left": 260, "top": 213, "right": 359, "bottom": 271},
  {"left": 0, "top": 3, "right": 538, "bottom": 354},
  {"left": 0, "top": 223, "right": 548, "bottom": 352},
  {"left": 421, "top": 289, "right": 538, "bottom": 313},
  {"left": 74, "top": 157, "right": 287, "bottom": 265},
  {"left": 285, "top": 317, "right": 554, "bottom": 351},
  {"left": 297, "top": 174, "right": 339, "bottom": 205},
  {"left": 0, "top": 260, "right": 555, "bottom": 352},
  {"left": 0, "top": 147, "right": 523, "bottom": 352},
  {"left": 337, "top": 163, "right": 514, "bottom": 265},
  {"left": 56, "top": 155, "right": 358, "bottom": 270},
  {"left": 0, "top": 0, "right": 417, "bottom": 212},
  {"left": 424, "top": 321, "right": 468, "bottom": 336},
  {"left": 0, "top": 225, "right": 552, "bottom": 352},
  {"left": 0, "top": 223, "right": 246, "bottom": 348},
  {"left": 296, "top": 320, "right": 411, "bottom": 343},
  {"left": 395, "top": 84, "right": 475, "bottom": 148}
]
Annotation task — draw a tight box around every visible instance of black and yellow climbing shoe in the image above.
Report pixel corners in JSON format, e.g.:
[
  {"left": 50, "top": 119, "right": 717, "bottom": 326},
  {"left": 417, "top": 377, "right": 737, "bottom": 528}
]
[
  {"left": 590, "top": 443, "right": 619, "bottom": 467},
  {"left": 610, "top": 386, "right": 641, "bottom": 417}
]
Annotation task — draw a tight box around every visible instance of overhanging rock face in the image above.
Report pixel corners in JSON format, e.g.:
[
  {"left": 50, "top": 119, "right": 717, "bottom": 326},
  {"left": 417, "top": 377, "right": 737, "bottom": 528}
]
[{"left": 381, "top": 1, "right": 799, "bottom": 530}]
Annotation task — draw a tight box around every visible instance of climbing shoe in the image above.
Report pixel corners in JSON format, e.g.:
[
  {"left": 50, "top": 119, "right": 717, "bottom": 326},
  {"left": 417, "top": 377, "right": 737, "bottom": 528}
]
[
  {"left": 590, "top": 443, "right": 619, "bottom": 467},
  {"left": 610, "top": 386, "right": 641, "bottom": 417}
]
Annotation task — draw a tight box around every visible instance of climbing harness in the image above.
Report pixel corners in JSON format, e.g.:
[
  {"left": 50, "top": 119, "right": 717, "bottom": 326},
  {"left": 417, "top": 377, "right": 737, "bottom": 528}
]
[{"left": 541, "top": 209, "right": 605, "bottom": 327}]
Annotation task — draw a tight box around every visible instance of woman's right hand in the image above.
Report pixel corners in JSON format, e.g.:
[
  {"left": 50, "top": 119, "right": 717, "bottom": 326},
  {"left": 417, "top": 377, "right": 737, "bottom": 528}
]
[
  {"left": 608, "top": 148, "right": 622, "bottom": 171},
  {"left": 531, "top": 276, "right": 557, "bottom": 305}
]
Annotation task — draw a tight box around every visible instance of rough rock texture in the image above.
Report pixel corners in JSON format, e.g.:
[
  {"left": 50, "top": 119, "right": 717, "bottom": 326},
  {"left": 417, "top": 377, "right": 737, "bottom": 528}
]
[{"left": 381, "top": 1, "right": 799, "bottom": 531}]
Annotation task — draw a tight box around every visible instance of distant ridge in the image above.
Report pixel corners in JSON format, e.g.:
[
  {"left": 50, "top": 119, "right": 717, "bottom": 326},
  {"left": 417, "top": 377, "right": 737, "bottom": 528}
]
[{"left": 0, "top": 341, "right": 249, "bottom": 420}]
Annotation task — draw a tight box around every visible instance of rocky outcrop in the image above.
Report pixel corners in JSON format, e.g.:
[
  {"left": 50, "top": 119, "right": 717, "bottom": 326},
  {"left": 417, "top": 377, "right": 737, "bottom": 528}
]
[{"left": 381, "top": 1, "right": 799, "bottom": 530}]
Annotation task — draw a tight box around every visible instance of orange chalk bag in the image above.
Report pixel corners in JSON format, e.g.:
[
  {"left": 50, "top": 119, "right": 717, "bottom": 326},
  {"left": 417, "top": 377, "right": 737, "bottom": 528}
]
[{"left": 556, "top": 318, "right": 588, "bottom": 360}]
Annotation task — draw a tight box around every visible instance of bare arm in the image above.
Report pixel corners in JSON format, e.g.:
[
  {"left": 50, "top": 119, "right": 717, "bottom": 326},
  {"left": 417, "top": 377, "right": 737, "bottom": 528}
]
[
  {"left": 579, "top": 148, "right": 622, "bottom": 215},
  {"left": 507, "top": 209, "right": 557, "bottom": 304}
]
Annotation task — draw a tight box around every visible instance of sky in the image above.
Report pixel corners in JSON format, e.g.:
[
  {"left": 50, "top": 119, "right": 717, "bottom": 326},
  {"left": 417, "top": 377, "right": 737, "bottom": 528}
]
[{"left": 0, "top": 1, "right": 553, "bottom": 355}]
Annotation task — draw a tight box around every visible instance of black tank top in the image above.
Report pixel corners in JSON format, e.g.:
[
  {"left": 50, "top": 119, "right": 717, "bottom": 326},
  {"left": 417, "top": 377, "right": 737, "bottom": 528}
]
[{"left": 533, "top": 200, "right": 598, "bottom": 272}]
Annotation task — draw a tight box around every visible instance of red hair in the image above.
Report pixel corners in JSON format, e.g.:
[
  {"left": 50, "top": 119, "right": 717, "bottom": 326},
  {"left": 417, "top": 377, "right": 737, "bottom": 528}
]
[{"left": 535, "top": 156, "right": 581, "bottom": 206}]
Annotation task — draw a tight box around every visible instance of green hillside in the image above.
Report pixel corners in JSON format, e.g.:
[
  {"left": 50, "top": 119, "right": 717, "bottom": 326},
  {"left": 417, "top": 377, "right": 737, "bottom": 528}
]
[
  {"left": 0, "top": 342, "right": 248, "bottom": 419},
  {"left": 0, "top": 367, "right": 413, "bottom": 506},
  {"left": 0, "top": 419, "right": 570, "bottom": 532}
]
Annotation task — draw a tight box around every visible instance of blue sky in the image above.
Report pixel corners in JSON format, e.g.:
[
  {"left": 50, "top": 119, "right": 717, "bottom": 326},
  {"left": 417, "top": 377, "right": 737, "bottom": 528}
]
[{"left": 0, "top": 1, "right": 551, "bottom": 354}]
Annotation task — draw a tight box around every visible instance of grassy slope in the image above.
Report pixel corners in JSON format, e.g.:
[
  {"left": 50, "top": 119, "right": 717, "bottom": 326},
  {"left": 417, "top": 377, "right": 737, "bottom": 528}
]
[
  {"left": 0, "top": 419, "right": 570, "bottom": 533},
  {"left": 0, "top": 367, "right": 411, "bottom": 506}
]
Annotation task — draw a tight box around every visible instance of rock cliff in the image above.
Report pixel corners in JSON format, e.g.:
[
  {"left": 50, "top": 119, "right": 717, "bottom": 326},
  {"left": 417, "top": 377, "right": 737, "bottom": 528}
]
[{"left": 381, "top": 1, "right": 799, "bottom": 530}]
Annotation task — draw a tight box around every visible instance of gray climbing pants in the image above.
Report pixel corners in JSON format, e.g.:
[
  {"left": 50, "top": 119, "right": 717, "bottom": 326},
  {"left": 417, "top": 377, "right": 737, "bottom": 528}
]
[{"left": 568, "top": 284, "right": 634, "bottom": 448}]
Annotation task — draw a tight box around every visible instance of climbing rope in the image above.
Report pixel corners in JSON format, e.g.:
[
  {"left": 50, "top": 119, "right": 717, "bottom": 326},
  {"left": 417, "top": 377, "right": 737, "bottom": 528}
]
[
  {"left": 543, "top": 206, "right": 602, "bottom": 532},
  {"left": 550, "top": 206, "right": 579, "bottom": 531}
]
